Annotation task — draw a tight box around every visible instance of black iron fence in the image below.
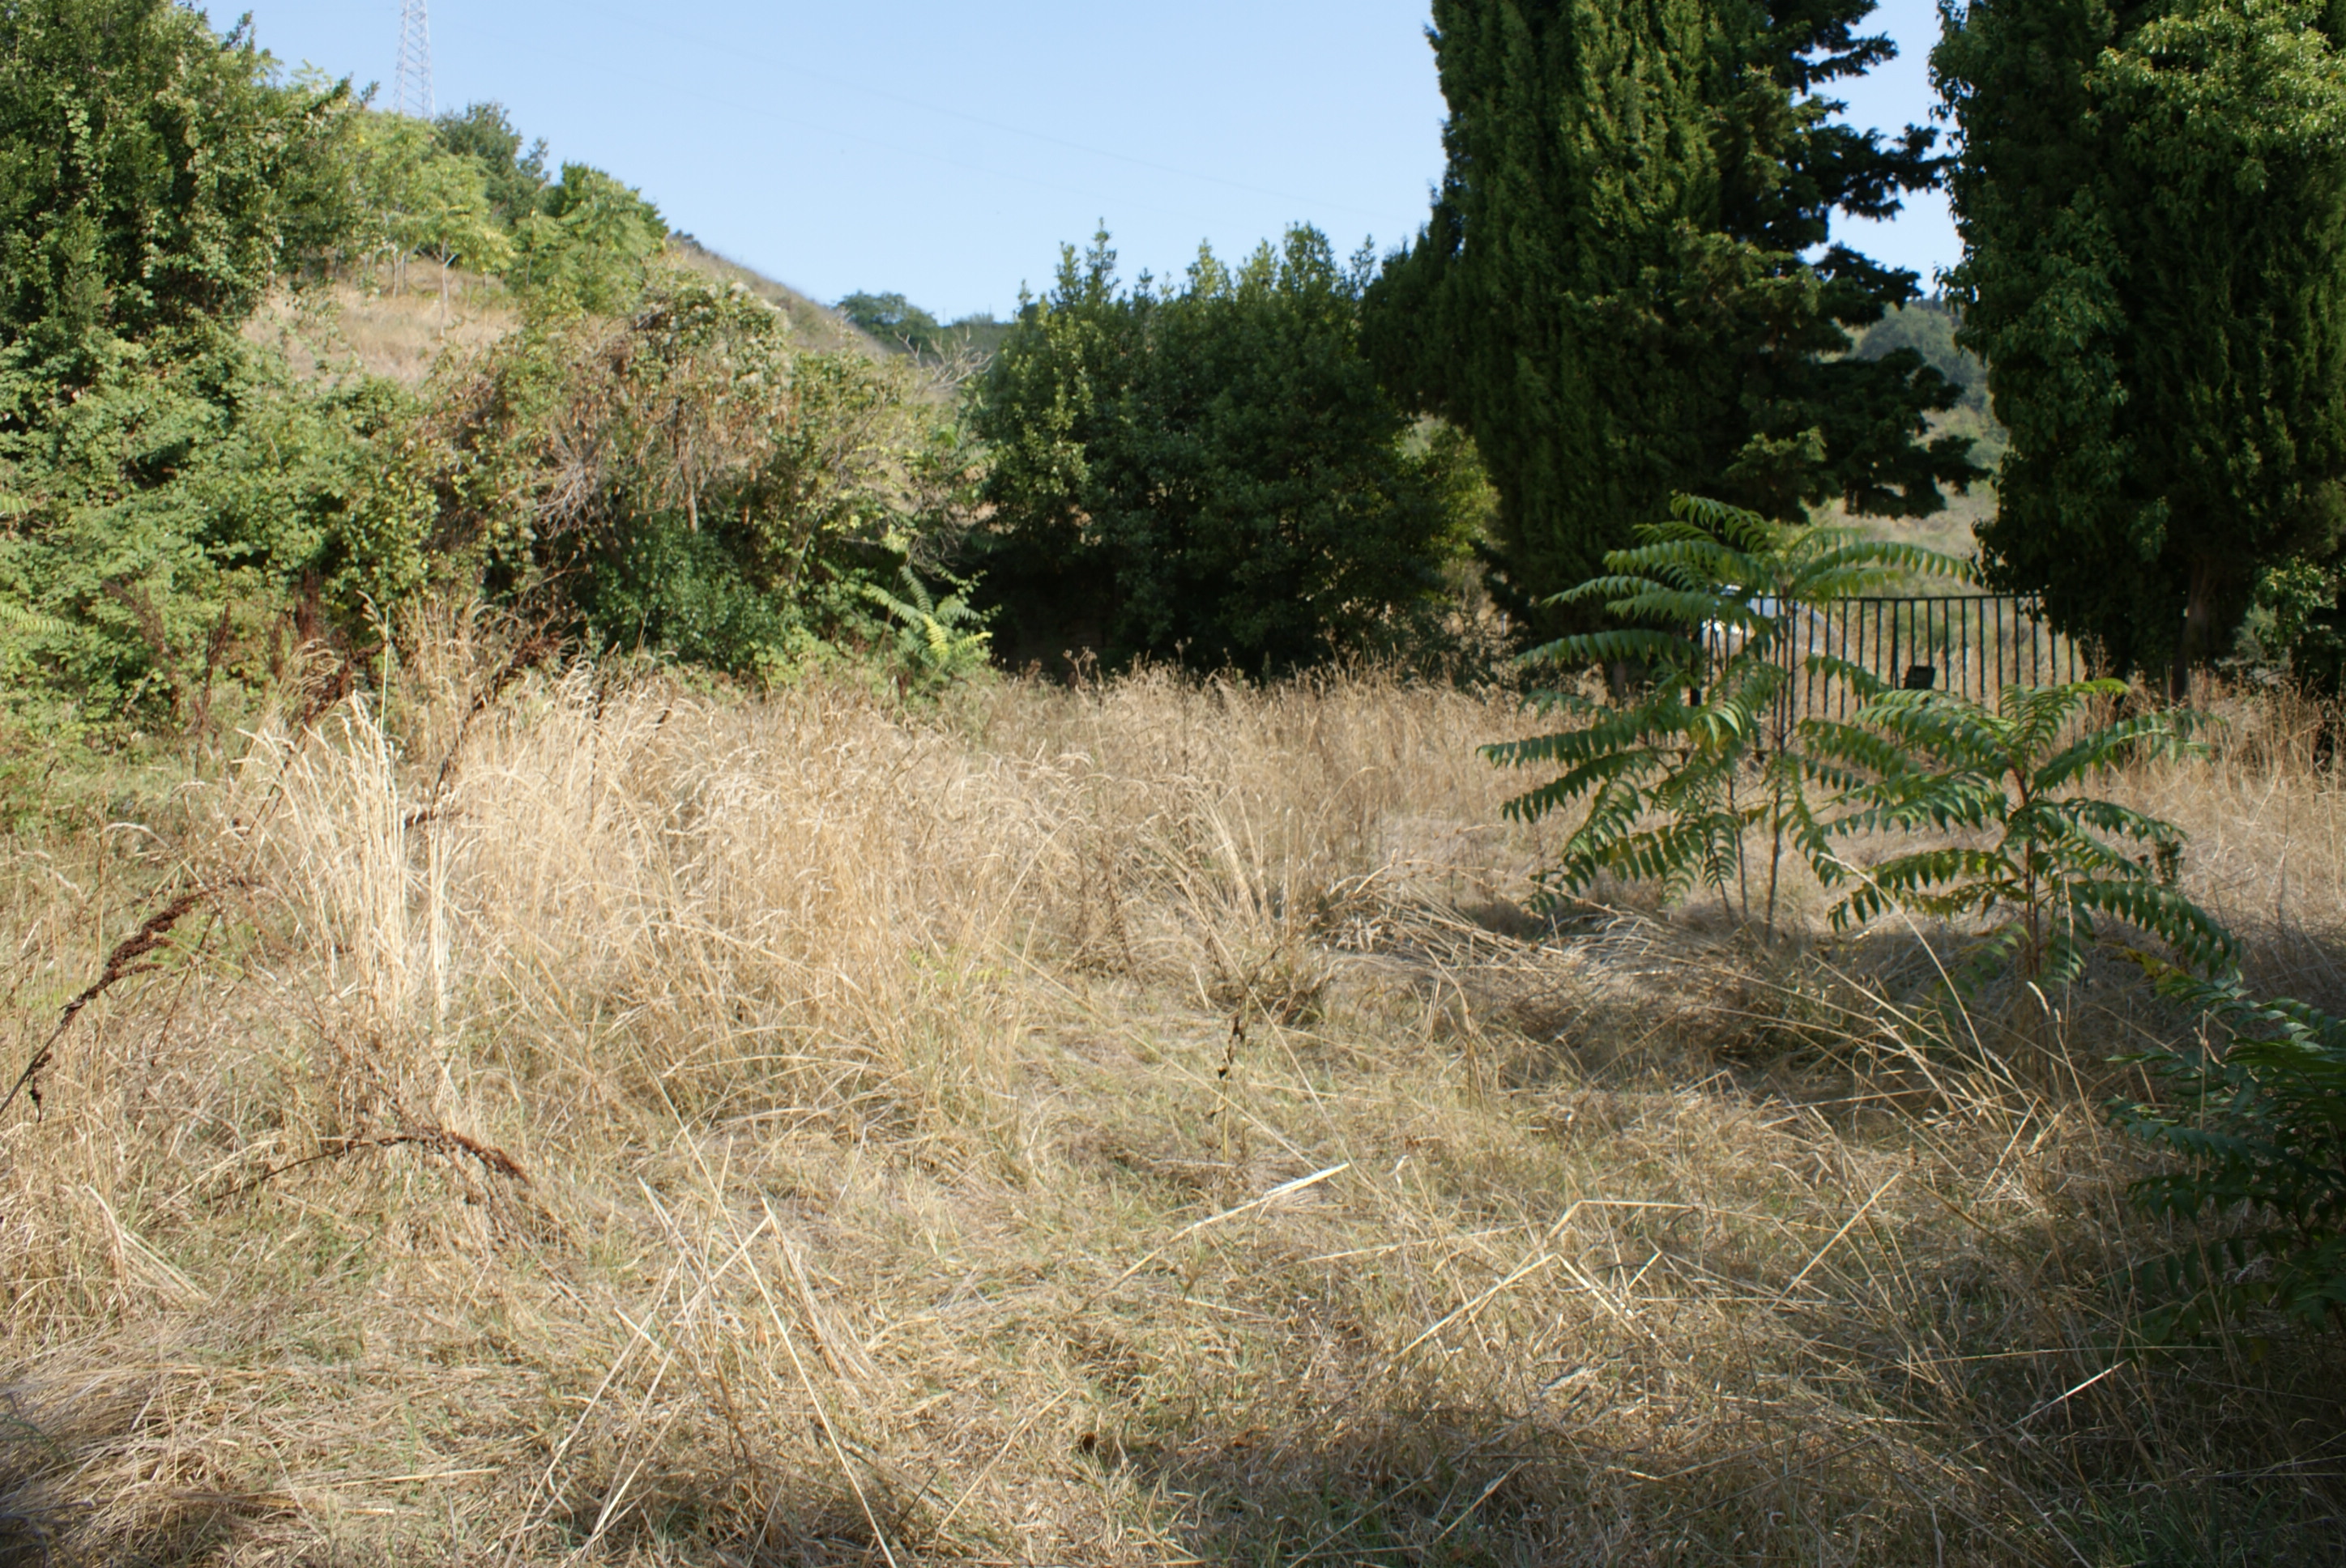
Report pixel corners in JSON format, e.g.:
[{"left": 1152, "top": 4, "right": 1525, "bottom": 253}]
[{"left": 1710, "top": 594, "right": 2087, "bottom": 723}]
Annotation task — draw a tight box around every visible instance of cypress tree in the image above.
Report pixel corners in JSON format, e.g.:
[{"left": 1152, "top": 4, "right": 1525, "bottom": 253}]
[
  {"left": 1937, "top": 0, "right": 2346, "bottom": 690},
  {"left": 1368, "top": 0, "right": 1977, "bottom": 630}
]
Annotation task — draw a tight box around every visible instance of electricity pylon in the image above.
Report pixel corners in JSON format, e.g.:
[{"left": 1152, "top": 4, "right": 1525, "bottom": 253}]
[{"left": 395, "top": 0, "right": 433, "bottom": 120}]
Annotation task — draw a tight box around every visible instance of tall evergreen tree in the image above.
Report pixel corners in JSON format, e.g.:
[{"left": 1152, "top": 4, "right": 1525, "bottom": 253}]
[
  {"left": 1937, "top": 0, "right": 2346, "bottom": 690},
  {"left": 1368, "top": 0, "right": 1977, "bottom": 630}
]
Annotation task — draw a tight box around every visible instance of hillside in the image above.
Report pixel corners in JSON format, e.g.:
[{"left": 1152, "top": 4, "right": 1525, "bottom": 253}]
[
  {"left": 669, "top": 238, "right": 885, "bottom": 357},
  {"left": 243, "top": 267, "right": 519, "bottom": 387},
  {"left": 243, "top": 245, "right": 884, "bottom": 389}
]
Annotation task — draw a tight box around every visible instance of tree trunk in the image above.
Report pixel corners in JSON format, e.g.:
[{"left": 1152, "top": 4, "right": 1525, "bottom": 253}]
[{"left": 2169, "top": 556, "right": 2221, "bottom": 705}]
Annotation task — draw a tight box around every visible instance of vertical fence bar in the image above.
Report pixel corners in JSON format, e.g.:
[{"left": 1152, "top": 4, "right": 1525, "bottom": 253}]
[
  {"left": 1994, "top": 597, "right": 2006, "bottom": 701},
  {"left": 1960, "top": 597, "right": 1973, "bottom": 700},
  {"left": 1871, "top": 600, "right": 1881, "bottom": 697}
]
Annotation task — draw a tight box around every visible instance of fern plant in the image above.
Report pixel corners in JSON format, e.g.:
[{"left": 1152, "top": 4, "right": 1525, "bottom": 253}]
[
  {"left": 2114, "top": 962, "right": 2346, "bottom": 1339},
  {"left": 1487, "top": 494, "right": 1964, "bottom": 935},
  {"left": 1807, "top": 677, "right": 2237, "bottom": 985},
  {"left": 859, "top": 564, "right": 992, "bottom": 688}
]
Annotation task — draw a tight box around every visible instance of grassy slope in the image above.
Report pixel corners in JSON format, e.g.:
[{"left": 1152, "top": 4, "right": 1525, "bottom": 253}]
[
  {"left": 0, "top": 649, "right": 2341, "bottom": 1565},
  {"left": 243, "top": 266, "right": 523, "bottom": 388},
  {"left": 668, "top": 240, "right": 883, "bottom": 358},
  {"left": 244, "top": 246, "right": 884, "bottom": 389}
]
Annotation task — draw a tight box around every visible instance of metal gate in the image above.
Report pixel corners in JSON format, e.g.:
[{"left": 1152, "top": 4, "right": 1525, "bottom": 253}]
[{"left": 1720, "top": 594, "right": 2087, "bottom": 722}]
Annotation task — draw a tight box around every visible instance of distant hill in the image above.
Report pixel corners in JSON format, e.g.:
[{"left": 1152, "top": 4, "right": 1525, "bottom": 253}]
[{"left": 1853, "top": 300, "right": 2008, "bottom": 475}]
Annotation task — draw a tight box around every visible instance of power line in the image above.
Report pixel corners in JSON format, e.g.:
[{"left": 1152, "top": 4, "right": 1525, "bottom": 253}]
[{"left": 395, "top": 0, "right": 433, "bottom": 119}]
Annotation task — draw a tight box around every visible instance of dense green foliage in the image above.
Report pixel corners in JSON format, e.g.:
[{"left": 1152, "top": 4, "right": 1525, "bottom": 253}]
[
  {"left": 426, "top": 270, "right": 964, "bottom": 678},
  {"left": 0, "top": 0, "right": 408, "bottom": 732},
  {"left": 1939, "top": 0, "right": 2346, "bottom": 688},
  {"left": 966, "top": 228, "right": 1485, "bottom": 673},
  {"left": 0, "top": 333, "right": 422, "bottom": 728},
  {"left": 0, "top": 0, "right": 340, "bottom": 370},
  {"left": 432, "top": 100, "right": 549, "bottom": 228},
  {"left": 0, "top": 1, "right": 966, "bottom": 739},
  {"left": 1369, "top": 0, "right": 1980, "bottom": 634},
  {"left": 1488, "top": 496, "right": 1964, "bottom": 935},
  {"left": 508, "top": 163, "right": 667, "bottom": 313},
  {"left": 352, "top": 112, "right": 513, "bottom": 300},
  {"left": 2119, "top": 965, "right": 2346, "bottom": 1339}
]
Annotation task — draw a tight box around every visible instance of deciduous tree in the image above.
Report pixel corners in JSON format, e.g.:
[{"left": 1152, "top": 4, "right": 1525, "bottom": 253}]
[{"left": 968, "top": 228, "right": 1484, "bottom": 673}]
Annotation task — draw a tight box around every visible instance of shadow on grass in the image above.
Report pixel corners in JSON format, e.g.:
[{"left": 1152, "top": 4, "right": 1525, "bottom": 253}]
[
  {"left": 0, "top": 1371, "right": 258, "bottom": 1568},
  {"left": 1094, "top": 1401, "right": 1998, "bottom": 1567}
]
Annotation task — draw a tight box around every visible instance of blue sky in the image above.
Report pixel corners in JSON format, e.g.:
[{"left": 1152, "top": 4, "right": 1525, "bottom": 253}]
[{"left": 239, "top": 0, "right": 1960, "bottom": 322}]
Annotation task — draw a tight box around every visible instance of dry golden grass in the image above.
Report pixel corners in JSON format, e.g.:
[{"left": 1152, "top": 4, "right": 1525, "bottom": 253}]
[
  {"left": 2, "top": 640, "right": 2343, "bottom": 1566},
  {"left": 244, "top": 268, "right": 520, "bottom": 388},
  {"left": 242, "top": 251, "right": 893, "bottom": 395}
]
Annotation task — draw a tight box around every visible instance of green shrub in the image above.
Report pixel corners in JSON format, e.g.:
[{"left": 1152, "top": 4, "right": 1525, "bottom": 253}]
[
  {"left": 428, "top": 267, "right": 966, "bottom": 677},
  {"left": 0, "top": 0, "right": 340, "bottom": 371},
  {"left": 0, "top": 330, "right": 426, "bottom": 730},
  {"left": 2116, "top": 965, "right": 2346, "bottom": 1339},
  {"left": 966, "top": 227, "right": 1482, "bottom": 673},
  {"left": 508, "top": 164, "right": 666, "bottom": 315}
]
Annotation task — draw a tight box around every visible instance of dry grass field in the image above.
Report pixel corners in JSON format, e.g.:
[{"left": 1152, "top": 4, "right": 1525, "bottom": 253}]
[{"left": 2, "top": 636, "right": 2343, "bottom": 1566}]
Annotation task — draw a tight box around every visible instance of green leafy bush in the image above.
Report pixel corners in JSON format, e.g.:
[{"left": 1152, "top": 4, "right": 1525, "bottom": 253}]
[
  {"left": 2229, "top": 556, "right": 2346, "bottom": 694},
  {"left": 966, "top": 227, "right": 1482, "bottom": 673},
  {"left": 508, "top": 164, "right": 667, "bottom": 315},
  {"left": 2116, "top": 965, "right": 2346, "bottom": 1338},
  {"left": 425, "top": 267, "right": 964, "bottom": 677},
  {"left": 348, "top": 113, "right": 513, "bottom": 300},
  {"left": 432, "top": 101, "right": 550, "bottom": 229},
  {"left": 0, "top": 0, "right": 341, "bottom": 372}
]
